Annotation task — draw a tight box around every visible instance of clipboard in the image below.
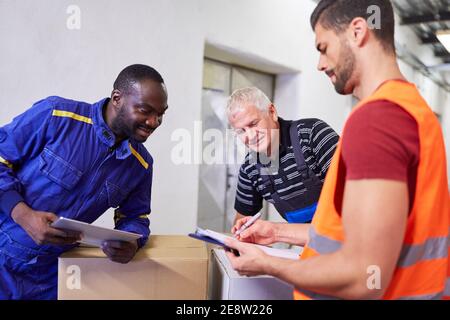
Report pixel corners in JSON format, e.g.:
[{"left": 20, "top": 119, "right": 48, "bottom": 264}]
[
  {"left": 188, "top": 227, "right": 301, "bottom": 260},
  {"left": 51, "top": 217, "right": 143, "bottom": 247},
  {"left": 189, "top": 229, "right": 239, "bottom": 255},
  {"left": 188, "top": 232, "right": 227, "bottom": 248}
]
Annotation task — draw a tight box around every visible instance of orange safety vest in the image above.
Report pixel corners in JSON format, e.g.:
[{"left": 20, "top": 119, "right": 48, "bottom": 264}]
[{"left": 294, "top": 80, "right": 450, "bottom": 300}]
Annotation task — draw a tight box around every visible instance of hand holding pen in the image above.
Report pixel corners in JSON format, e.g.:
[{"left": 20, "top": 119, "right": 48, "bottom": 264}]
[
  {"left": 233, "top": 212, "right": 262, "bottom": 237},
  {"left": 231, "top": 213, "right": 277, "bottom": 245}
]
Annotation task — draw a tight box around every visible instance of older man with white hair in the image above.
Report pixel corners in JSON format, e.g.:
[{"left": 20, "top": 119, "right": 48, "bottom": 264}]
[{"left": 227, "top": 87, "right": 339, "bottom": 236}]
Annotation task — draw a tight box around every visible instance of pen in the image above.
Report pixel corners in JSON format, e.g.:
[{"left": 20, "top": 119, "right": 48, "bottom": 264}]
[{"left": 234, "top": 212, "right": 262, "bottom": 237}]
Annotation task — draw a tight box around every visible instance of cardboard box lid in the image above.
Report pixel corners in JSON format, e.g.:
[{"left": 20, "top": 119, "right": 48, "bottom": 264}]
[{"left": 60, "top": 235, "right": 207, "bottom": 260}]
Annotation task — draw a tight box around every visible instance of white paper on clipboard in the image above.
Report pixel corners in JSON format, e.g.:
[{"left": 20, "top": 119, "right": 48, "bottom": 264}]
[
  {"left": 51, "top": 217, "right": 142, "bottom": 247},
  {"left": 193, "top": 228, "right": 302, "bottom": 260}
]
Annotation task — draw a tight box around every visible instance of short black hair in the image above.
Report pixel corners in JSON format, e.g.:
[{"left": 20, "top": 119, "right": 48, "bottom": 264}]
[
  {"left": 310, "top": 0, "right": 395, "bottom": 52},
  {"left": 113, "top": 64, "right": 164, "bottom": 94}
]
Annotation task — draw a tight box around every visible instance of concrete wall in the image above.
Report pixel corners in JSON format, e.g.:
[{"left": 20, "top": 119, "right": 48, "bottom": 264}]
[{"left": 0, "top": 0, "right": 448, "bottom": 234}]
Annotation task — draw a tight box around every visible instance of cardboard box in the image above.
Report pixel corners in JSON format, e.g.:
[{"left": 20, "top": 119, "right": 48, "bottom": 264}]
[
  {"left": 58, "top": 235, "right": 208, "bottom": 300},
  {"left": 209, "top": 248, "right": 295, "bottom": 300}
]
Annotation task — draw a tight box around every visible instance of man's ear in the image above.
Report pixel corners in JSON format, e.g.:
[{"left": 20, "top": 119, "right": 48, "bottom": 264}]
[
  {"left": 347, "top": 17, "right": 369, "bottom": 48},
  {"left": 268, "top": 104, "right": 278, "bottom": 121},
  {"left": 111, "top": 89, "right": 122, "bottom": 109}
]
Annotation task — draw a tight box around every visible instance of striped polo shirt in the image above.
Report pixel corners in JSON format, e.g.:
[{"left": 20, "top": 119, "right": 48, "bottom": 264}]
[{"left": 234, "top": 117, "right": 339, "bottom": 216}]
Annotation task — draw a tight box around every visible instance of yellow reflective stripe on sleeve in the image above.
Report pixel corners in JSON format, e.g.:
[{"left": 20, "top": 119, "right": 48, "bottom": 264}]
[
  {"left": 114, "top": 210, "right": 149, "bottom": 222},
  {"left": 113, "top": 210, "right": 126, "bottom": 224},
  {"left": 129, "top": 144, "right": 149, "bottom": 169},
  {"left": 0, "top": 156, "right": 13, "bottom": 169},
  {"left": 52, "top": 110, "right": 93, "bottom": 124}
]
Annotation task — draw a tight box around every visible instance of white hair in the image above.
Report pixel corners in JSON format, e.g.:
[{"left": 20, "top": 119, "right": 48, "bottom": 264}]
[{"left": 226, "top": 87, "right": 272, "bottom": 116}]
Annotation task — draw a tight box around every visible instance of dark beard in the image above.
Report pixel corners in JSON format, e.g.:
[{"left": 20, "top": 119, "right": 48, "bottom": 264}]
[
  {"left": 334, "top": 41, "right": 355, "bottom": 95},
  {"left": 111, "top": 108, "right": 134, "bottom": 140}
]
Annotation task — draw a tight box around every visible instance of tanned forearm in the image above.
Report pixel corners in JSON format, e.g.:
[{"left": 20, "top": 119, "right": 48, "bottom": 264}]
[{"left": 274, "top": 223, "right": 310, "bottom": 246}]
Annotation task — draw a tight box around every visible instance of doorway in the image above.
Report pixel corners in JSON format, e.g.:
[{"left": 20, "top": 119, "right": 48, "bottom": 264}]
[{"left": 197, "top": 58, "right": 275, "bottom": 232}]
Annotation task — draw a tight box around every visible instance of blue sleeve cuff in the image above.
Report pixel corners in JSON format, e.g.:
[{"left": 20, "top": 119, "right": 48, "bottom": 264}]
[
  {"left": 0, "top": 190, "right": 24, "bottom": 216},
  {"left": 116, "top": 224, "right": 150, "bottom": 248},
  {"left": 137, "top": 234, "right": 149, "bottom": 249}
]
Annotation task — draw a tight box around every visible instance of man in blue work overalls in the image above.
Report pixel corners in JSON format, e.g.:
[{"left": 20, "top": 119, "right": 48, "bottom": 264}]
[
  {"left": 228, "top": 87, "right": 338, "bottom": 229},
  {"left": 0, "top": 64, "right": 168, "bottom": 299}
]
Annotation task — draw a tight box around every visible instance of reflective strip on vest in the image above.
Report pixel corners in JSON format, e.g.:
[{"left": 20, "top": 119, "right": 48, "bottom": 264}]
[
  {"left": 307, "top": 226, "right": 342, "bottom": 254},
  {"left": 398, "top": 235, "right": 449, "bottom": 268},
  {"left": 397, "top": 291, "right": 444, "bottom": 300},
  {"left": 308, "top": 226, "right": 448, "bottom": 267},
  {"left": 444, "top": 278, "right": 450, "bottom": 297},
  {"left": 295, "top": 288, "right": 340, "bottom": 300},
  {"left": 297, "top": 288, "right": 446, "bottom": 300}
]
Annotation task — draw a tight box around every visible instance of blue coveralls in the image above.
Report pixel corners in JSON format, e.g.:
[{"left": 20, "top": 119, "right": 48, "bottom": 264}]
[
  {"left": 256, "top": 121, "right": 324, "bottom": 223},
  {"left": 0, "top": 96, "right": 152, "bottom": 299}
]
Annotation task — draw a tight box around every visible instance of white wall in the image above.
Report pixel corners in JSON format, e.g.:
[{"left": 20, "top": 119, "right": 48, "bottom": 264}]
[
  {"left": 0, "top": 0, "right": 448, "bottom": 235},
  {"left": 0, "top": 0, "right": 206, "bottom": 233}
]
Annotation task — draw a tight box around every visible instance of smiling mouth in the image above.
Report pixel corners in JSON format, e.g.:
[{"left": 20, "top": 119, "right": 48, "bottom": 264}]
[
  {"left": 249, "top": 135, "right": 264, "bottom": 147},
  {"left": 137, "top": 126, "right": 153, "bottom": 136}
]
